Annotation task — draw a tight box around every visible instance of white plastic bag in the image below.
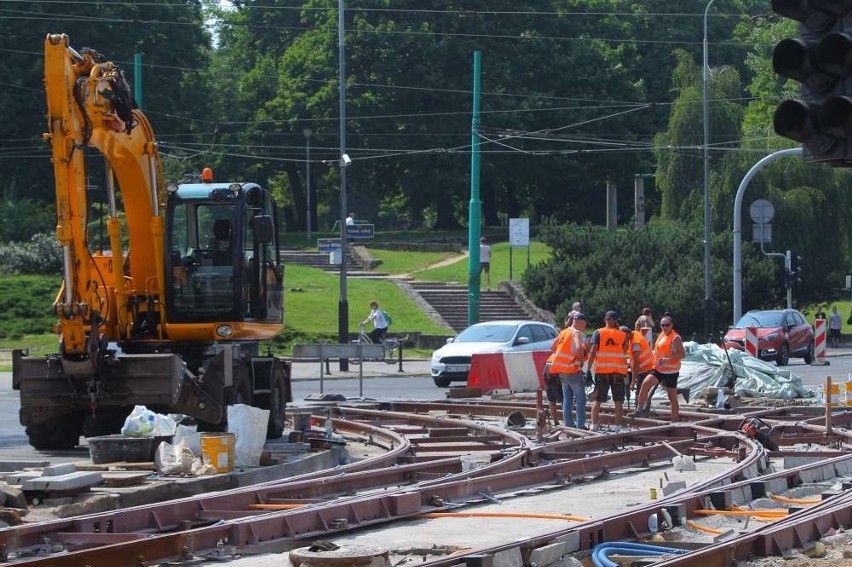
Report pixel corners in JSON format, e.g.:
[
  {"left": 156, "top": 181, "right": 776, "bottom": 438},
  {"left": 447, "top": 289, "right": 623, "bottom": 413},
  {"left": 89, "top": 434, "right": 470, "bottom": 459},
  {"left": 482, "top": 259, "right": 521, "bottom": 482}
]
[
  {"left": 227, "top": 404, "right": 269, "bottom": 467},
  {"left": 121, "top": 405, "right": 177, "bottom": 437},
  {"left": 173, "top": 424, "right": 201, "bottom": 455}
]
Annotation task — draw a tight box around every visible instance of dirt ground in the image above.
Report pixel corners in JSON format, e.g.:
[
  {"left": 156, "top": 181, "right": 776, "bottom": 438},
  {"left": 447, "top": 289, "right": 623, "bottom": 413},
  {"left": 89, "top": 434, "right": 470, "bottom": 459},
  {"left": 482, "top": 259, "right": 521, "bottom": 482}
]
[{"left": 738, "top": 529, "right": 852, "bottom": 566}]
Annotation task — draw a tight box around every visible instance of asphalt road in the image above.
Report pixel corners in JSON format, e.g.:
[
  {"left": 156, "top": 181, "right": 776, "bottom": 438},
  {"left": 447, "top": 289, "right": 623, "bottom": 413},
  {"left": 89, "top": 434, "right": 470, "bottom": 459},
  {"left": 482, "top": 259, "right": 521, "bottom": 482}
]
[{"left": 1, "top": 352, "right": 850, "bottom": 462}]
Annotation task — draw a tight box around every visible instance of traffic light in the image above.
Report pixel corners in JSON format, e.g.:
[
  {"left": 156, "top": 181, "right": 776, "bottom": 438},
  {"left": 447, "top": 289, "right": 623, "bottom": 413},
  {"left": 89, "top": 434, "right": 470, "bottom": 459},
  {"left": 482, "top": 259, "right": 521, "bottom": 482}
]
[
  {"left": 771, "top": 1, "right": 852, "bottom": 165},
  {"left": 786, "top": 253, "right": 803, "bottom": 287}
]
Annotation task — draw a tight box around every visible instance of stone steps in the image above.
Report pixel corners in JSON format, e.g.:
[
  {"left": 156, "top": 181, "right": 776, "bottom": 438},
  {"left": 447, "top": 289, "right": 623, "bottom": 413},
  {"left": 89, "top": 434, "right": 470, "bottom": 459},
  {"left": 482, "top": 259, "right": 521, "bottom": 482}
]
[{"left": 409, "top": 282, "right": 530, "bottom": 332}]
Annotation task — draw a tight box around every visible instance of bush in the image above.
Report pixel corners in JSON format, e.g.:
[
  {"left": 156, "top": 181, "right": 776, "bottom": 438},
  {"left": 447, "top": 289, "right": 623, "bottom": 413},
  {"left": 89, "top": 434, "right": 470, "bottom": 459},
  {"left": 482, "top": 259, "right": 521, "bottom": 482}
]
[
  {"left": 0, "top": 233, "right": 62, "bottom": 275},
  {"left": 0, "top": 275, "right": 60, "bottom": 339}
]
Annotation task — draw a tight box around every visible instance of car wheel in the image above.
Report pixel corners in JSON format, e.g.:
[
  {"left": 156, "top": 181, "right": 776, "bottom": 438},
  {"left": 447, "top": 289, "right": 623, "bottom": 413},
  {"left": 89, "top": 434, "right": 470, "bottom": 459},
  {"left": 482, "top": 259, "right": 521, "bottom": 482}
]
[
  {"left": 433, "top": 377, "right": 452, "bottom": 388},
  {"left": 776, "top": 342, "right": 790, "bottom": 366},
  {"left": 803, "top": 340, "right": 814, "bottom": 365}
]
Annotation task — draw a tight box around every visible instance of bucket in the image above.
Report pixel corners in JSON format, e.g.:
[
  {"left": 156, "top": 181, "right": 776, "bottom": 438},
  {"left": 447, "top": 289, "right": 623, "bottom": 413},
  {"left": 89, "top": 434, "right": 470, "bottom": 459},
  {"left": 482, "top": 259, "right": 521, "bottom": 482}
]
[
  {"left": 649, "top": 487, "right": 658, "bottom": 500},
  {"left": 845, "top": 379, "right": 852, "bottom": 407},
  {"left": 201, "top": 433, "right": 235, "bottom": 473}
]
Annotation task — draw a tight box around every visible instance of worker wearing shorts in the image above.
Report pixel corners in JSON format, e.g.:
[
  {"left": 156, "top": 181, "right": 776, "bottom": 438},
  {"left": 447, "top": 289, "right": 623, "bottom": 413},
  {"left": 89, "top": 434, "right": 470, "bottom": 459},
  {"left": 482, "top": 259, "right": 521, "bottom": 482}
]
[
  {"left": 585, "top": 311, "right": 629, "bottom": 430},
  {"left": 635, "top": 315, "right": 685, "bottom": 421}
]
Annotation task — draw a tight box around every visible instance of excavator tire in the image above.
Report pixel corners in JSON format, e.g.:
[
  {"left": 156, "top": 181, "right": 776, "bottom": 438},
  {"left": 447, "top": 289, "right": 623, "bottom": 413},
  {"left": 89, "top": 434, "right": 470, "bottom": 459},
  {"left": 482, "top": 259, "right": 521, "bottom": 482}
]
[
  {"left": 83, "top": 406, "right": 132, "bottom": 438},
  {"left": 256, "top": 365, "right": 287, "bottom": 439},
  {"left": 27, "top": 413, "right": 84, "bottom": 451}
]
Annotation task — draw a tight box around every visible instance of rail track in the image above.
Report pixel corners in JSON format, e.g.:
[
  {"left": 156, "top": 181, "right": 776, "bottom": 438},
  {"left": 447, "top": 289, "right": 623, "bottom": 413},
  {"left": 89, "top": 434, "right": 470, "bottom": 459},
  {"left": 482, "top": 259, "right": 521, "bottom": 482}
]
[{"left": 0, "top": 400, "right": 849, "bottom": 567}]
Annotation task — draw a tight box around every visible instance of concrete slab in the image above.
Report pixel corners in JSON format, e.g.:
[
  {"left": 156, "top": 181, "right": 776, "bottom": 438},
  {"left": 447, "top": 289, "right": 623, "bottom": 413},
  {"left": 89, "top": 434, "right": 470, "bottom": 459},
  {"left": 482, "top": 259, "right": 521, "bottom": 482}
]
[
  {"left": 2, "top": 471, "right": 43, "bottom": 485},
  {"left": 21, "top": 471, "right": 102, "bottom": 491},
  {"left": 43, "top": 463, "right": 77, "bottom": 476},
  {"left": 0, "top": 461, "right": 50, "bottom": 472}
]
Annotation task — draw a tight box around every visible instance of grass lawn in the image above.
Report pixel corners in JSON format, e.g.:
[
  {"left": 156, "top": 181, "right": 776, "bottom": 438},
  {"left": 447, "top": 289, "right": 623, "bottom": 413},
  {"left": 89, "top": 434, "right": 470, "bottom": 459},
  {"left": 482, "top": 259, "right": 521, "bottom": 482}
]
[
  {"left": 414, "top": 240, "right": 551, "bottom": 284},
  {"left": 285, "top": 264, "right": 450, "bottom": 335}
]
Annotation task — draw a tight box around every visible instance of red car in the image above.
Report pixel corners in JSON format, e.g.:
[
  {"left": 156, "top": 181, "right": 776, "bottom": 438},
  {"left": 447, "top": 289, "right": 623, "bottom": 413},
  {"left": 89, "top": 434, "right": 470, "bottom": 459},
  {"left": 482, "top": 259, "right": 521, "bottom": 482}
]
[{"left": 723, "top": 309, "right": 815, "bottom": 366}]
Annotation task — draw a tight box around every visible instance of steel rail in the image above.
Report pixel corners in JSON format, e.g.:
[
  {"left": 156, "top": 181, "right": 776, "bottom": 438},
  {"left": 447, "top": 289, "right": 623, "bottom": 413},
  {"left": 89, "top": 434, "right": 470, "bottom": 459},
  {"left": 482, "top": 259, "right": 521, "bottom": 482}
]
[{"left": 0, "top": 402, "right": 840, "bottom": 566}]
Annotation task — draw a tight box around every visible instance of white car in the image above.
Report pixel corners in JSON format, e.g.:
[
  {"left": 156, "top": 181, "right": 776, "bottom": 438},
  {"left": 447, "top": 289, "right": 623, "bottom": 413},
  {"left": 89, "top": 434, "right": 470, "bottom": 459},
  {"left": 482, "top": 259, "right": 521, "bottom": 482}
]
[{"left": 431, "top": 320, "right": 559, "bottom": 387}]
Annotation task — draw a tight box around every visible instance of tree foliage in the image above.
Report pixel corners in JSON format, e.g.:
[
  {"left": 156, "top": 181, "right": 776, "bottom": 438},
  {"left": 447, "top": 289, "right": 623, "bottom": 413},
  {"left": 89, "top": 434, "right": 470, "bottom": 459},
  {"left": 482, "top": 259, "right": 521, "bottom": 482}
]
[{"left": 523, "top": 219, "right": 778, "bottom": 339}]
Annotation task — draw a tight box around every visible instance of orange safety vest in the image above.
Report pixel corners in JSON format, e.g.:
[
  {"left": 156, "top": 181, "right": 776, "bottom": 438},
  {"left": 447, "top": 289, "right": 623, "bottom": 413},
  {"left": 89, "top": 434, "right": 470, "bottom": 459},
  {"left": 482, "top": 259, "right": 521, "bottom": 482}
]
[
  {"left": 630, "top": 330, "right": 654, "bottom": 373},
  {"left": 654, "top": 331, "right": 682, "bottom": 373},
  {"left": 550, "top": 328, "right": 583, "bottom": 374},
  {"left": 593, "top": 327, "right": 628, "bottom": 375}
]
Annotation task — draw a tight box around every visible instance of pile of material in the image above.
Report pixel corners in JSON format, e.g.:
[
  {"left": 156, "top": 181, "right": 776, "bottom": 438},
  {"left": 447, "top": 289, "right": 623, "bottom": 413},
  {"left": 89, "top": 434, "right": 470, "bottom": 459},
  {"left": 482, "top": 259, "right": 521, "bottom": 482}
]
[{"left": 650, "top": 343, "right": 813, "bottom": 401}]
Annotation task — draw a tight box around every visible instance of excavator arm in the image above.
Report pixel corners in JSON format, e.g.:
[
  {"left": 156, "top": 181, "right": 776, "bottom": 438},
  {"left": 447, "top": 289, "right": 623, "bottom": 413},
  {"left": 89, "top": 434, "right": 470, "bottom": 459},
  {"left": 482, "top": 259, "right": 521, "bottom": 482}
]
[{"left": 43, "top": 33, "right": 166, "bottom": 369}]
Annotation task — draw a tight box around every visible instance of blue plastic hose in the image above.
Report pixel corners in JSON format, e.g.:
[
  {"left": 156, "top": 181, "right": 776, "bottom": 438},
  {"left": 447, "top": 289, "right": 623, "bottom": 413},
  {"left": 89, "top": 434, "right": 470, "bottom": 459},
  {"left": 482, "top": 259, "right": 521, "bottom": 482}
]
[{"left": 591, "top": 541, "right": 688, "bottom": 567}]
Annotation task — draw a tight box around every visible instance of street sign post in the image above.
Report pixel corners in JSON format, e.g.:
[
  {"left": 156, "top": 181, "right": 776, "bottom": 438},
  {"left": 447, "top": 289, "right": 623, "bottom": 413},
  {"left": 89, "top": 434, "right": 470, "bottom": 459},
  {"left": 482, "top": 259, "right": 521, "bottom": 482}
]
[
  {"left": 318, "top": 238, "right": 342, "bottom": 252},
  {"left": 346, "top": 224, "right": 374, "bottom": 239}
]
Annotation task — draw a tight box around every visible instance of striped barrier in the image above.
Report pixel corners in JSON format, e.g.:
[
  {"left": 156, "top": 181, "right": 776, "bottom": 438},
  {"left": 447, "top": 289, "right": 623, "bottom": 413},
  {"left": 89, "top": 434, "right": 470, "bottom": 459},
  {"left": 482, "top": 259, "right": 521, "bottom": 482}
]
[
  {"left": 640, "top": 327, "right": 653, "bottom": 346},
  {"left": 467, "top": 351, "right": 552, "bottom": 394},
  {"left": 813, "top": 319, "right": 828, "bottom": 365},
  {"left": 745, "top": 326, "right": 758, "bottom": 358}
]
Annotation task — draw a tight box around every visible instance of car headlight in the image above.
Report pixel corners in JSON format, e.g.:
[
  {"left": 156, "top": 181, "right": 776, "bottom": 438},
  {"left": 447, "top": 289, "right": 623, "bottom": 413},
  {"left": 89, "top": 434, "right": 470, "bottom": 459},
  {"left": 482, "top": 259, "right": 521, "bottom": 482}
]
[
  {"left": 723, "top": 335, "right": 732, "bottom": 342},
  {"left": 763, "top": 333, "right": 778, "bottom": 341}
]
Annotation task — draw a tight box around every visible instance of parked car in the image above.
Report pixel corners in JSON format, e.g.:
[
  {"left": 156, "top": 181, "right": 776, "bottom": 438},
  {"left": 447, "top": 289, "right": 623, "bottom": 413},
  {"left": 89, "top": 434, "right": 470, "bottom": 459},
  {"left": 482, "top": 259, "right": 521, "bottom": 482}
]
[
  {"left": 723, "top": 309, "right": 814, "bottom": 366},
  {"left": 430, "top": 320, "right": 559, "bottom": 387}
]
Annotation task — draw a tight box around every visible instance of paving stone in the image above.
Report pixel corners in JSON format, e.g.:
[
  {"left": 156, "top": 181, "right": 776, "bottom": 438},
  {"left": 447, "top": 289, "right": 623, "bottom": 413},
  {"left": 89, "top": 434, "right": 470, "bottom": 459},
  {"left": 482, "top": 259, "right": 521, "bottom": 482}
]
[
  {"left": 43, "top": 463, "right": 77, "bottom": 476},
  {"left": 22, "top": 471, "right": 102, "bottom": 492}
]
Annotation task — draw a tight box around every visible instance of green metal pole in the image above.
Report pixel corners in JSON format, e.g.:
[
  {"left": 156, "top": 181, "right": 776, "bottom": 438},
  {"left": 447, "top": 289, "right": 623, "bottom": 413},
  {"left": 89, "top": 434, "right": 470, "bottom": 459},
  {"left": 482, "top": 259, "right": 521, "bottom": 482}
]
[
  {"left": 467, "top": 51, "right": 482, "bottom": 327},
  {"left": 134, "top": 53, "right": 143, "bottom": 109}
]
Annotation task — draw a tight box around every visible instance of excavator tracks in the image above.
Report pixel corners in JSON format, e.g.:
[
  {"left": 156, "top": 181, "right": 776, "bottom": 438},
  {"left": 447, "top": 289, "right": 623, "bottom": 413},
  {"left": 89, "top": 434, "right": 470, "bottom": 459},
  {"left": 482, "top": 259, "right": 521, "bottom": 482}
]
[{"left": 0, "top": 400, "right": 849, "bottom": 566}]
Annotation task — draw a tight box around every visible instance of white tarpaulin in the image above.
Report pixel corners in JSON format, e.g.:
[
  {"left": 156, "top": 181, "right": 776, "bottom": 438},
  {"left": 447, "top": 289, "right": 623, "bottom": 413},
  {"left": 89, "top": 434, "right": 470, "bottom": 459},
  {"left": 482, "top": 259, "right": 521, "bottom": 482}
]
[{"left": 649, "top": 342, "right": 813, "bottom": 401}]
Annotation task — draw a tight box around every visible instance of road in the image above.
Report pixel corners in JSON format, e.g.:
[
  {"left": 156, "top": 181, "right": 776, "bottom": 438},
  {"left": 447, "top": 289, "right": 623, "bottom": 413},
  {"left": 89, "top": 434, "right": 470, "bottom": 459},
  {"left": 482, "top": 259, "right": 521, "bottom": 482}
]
[{"left": 1, "top": 353, "right": 850, "bottom": 462}]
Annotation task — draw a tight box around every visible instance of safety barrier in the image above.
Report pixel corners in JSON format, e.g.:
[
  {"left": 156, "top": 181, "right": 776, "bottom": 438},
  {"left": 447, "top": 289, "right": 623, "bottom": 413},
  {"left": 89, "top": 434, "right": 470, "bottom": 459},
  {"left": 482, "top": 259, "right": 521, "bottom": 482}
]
[
  {"left": 466, "top": 350, "right": 551, "bottom": 394},
  {"left": 813, "top": 319, "right": 828, "bottom": 365},
  {"left": 745, "top": 326, "right": 758, "bottom": 358}
]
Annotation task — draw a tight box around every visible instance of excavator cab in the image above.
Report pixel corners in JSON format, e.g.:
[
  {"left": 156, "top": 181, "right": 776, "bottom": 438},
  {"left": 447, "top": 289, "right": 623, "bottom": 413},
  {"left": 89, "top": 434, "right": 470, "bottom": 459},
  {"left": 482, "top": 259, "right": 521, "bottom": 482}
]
[{"left": 165, "top": 180, "right": 283, "bottom": 328}]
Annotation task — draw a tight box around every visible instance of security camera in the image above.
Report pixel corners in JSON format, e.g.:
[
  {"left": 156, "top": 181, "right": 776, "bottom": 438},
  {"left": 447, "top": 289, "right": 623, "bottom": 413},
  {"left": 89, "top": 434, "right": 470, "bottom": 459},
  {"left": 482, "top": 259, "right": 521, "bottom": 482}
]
[{"left": 341, "top": 154, "right": 352, "bottom": 167}]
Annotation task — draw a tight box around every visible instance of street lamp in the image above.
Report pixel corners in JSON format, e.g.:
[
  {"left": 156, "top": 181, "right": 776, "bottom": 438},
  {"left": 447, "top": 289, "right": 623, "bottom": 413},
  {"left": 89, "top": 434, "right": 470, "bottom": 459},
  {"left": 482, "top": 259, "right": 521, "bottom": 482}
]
[
  {"left": 337, "top": 0, "right": 349, "bottom": 370},
  {"left": 702, "top": 0, "right": 715, "bottom": 341},
  {"left": 303, "top": 128, "right": 312, "bottom": 242}
]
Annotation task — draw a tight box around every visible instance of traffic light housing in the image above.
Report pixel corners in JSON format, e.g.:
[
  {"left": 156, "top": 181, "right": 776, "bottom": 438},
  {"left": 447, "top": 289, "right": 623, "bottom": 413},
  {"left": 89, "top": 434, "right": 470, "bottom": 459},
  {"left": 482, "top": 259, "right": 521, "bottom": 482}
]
[
  {"left": 771, "top": 1, "right": 852, "bottom": 165},
  {"left": 786, "top": 253, "right": 803, "bottom": 287}
]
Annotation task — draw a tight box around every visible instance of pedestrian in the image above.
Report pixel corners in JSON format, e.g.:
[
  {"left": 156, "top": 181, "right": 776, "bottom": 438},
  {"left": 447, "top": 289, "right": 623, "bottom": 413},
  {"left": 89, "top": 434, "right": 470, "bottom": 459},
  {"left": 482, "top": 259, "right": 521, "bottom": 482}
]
[
  {"left": 829, "top": 306, "right": 842, "bottom": 348},
  {"left": 626, "top": 323, "right": 654, "bottom": 410},
  {"left": 360, "top": 300, "right": 389, "bottom": 343},
  {"left": 635, "top": 307, "right": 654, "bottom": 330},
  {"left": 346, "top": 212, "right": 356, "bottom": 226},
  {"left": 815, "top": 305, "right": 827, "bottom": 320},
  {"left": 568, "top": 302, "right": 583, "bottom": 323},
  {"left": 634, "top": 315, "right": 686, "bottom": 422},
  {"left": 543, "top": 315, "right": 573, "bottom": 426},
  {"left": 549, "top": 312, "right": 588, "bottom": 429},
  {"left": 479, "top": 237, "right": 491, "bottom": 291},
  {"left": 586, "top": 310, "right": 629, "bottom": 430}
]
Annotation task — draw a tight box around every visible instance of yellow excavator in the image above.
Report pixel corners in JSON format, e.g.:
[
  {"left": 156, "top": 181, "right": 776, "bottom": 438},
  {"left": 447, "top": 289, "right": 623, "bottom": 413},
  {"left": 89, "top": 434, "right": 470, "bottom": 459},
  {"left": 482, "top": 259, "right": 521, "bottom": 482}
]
[{"left": 12, "top": 34, "right": 291, "bottom": 450}]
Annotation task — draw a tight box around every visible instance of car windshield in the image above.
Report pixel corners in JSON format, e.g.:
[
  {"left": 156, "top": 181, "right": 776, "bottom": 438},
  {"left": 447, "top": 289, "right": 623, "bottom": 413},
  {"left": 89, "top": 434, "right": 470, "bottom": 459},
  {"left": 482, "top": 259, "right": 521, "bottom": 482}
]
[
  {"left": 454, "top": 324, "right": 516, "bottom": 343},
  {"left": 735, "top": 312, "right": 784, "bottom": 328}
]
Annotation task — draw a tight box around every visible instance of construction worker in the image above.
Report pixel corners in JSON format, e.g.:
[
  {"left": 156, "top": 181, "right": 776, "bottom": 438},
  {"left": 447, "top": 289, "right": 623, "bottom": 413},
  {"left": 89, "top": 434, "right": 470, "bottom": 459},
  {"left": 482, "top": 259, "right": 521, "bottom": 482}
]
[
  {"left": 634, "top": 315, "right": 686, "bottom": 422},
  {"left": 543, "top": 315, "right": 573, "bottom": 426},
  {"left": 624, "top": 324, "right": 654, "bottom": 410},
  {"left": 549, "top": 312, "right": 588, "bottom": 429},
  {"left": 586, "top": 311, "right": 629, "bottom": 430}
]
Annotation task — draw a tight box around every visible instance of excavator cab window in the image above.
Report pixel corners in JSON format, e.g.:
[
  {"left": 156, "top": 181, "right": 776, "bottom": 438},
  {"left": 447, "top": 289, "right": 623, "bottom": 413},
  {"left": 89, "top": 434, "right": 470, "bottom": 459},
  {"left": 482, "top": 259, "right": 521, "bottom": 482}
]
[{"left": 165, "top": 185, "right": 282, "bottom": 326}]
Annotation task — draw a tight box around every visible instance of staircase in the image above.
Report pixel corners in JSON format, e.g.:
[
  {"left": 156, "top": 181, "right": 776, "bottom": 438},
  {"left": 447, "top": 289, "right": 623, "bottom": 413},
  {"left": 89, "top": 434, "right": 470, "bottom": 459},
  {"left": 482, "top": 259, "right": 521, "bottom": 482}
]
[
  {"left": 280, "top": 249, "right": 363, "bottom": 274},
  {"left": 408, "top": 282, "right": 530, "bottom": 332}
]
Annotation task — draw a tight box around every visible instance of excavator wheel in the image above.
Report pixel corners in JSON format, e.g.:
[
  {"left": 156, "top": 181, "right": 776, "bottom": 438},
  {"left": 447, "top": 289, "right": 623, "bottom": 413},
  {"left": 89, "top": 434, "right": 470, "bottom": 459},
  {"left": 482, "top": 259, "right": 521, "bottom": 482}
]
[
  {"left": 83, "top": 406, "right": 132, "bottom": 438},
  {"left": 256, "top": 365, "right": 287, "bottom": 439},
  {"left": 27, "top": 413, "right": 84, "bottom": 451}
]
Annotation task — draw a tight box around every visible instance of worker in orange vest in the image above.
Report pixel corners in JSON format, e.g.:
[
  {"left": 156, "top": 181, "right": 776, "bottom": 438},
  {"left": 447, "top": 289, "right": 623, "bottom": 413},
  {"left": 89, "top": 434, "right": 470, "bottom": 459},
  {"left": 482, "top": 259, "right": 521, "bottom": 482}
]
[
  {"left": 543, "top": 314, "right": 573, "bottom": 426},
  {"left": 586, "top": 311, "right": 629, "bottom": 430},
  {"left": 634, "top": 315, "right": 686, "bottom": 421},
  {"left": 625, "top": 323, "right": 654, "bottom": 408},
  {"left": 549, "top": 312, "right": 588, "bottom": 429}
]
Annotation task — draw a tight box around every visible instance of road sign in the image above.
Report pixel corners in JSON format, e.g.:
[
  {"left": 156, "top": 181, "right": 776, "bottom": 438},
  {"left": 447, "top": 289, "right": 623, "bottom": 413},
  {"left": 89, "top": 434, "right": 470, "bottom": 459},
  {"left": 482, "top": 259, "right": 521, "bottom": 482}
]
[
  {"left": 318, "top": 238, "right": 341, "bottom": 252},
  {"left": 347, "top": 224, "right": 374, "bottom": 239},
  {"left": 509, "top": 218, "right": 529, "bottom": 246},
  {"left": 749, "top": 199, "right": 774, "bottom": 223}
]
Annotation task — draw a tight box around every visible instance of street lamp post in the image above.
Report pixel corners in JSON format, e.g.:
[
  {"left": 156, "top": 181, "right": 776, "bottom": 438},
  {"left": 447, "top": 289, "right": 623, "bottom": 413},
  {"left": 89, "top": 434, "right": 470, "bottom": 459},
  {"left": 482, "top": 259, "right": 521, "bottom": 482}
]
[
  {"left": 303, "top": 128, "right": 312, "bottom": 242},
  {"left": 337, "top": 0, "right": 349, "bottom": 370},
  {"left": 702, "top": 0, "right": 716, "bottom": 341}
]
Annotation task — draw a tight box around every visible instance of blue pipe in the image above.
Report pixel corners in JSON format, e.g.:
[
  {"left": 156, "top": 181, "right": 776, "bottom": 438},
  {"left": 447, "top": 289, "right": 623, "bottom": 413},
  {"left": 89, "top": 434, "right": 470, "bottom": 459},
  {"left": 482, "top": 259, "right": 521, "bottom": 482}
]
[{"left": 591, "top": 541, "right": 688, "bottom": 567}]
